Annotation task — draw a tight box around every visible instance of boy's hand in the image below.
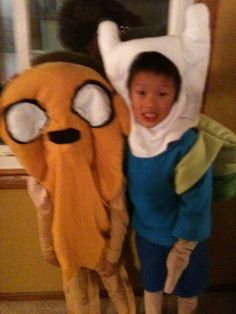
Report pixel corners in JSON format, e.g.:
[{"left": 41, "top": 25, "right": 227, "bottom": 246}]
[{"left": 102, "top": 259, "right": 120, "bottom": 277}]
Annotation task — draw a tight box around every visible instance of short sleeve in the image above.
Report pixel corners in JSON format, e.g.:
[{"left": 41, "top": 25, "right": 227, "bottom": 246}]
[{"left": 172, "top": 167, "right": 213, "bottom": 241}]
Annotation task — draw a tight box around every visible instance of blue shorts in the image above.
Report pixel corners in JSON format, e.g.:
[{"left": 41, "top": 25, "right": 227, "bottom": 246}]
[{"left": 136, "top": 233, "right": 208, "bottom": 297}]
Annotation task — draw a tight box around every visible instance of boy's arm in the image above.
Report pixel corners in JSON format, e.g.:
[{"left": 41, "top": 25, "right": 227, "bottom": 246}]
[{"left": 102, "top": 185, "right": 129, "bottom": 277}]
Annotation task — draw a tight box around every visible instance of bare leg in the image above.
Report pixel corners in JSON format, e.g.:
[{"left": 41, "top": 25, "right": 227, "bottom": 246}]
[
  {"left": 100, "top": 264, "right": 136, "bottom": 314},
  {"left": 177, "top": 296, "right": 198, "bottom": 314},
  {"left": 144, "top": 290, "right": 163, "bottom": 314}
]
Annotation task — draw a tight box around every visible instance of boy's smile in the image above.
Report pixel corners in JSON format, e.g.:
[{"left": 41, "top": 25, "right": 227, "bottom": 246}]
[{"left": 129, "top": 71, "right": 177, "bottom": 128}]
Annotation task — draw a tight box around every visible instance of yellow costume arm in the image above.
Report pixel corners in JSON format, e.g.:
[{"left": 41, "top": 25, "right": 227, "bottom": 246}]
[
  {"left": 164, "top": 239, "right": 197, "bottom": 294},
  {"left": 106, "top": 185, "right": 129, "bottom": 263},
  {"left": 27, "top": 176, "right": 59, "bottom": 266}
]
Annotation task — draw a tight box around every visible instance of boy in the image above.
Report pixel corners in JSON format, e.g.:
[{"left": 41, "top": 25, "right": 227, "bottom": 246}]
[{"left": 126, "top": 51, "right": 212, "bottom": 314}]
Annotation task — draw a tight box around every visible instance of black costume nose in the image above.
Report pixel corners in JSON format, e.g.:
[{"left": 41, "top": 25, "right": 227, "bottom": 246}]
[{"left": 48, "top": 128, "right": 80, "bottom": 144}]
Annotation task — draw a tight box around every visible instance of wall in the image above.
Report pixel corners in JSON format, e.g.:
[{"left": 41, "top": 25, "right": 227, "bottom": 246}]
[
  {"left": 203, "top": 0, "right": 236, "bottom": 286},
  {"left": 204, "top": 0, "right": 236, "bottom": 131},
  {"left": 0, "top": 190, "right": 62, "bottom": 293}
]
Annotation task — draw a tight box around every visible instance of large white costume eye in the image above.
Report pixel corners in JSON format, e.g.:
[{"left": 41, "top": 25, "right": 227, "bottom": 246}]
[
  {"left": 5, "top": 100, "right": 48, "bottom": 143},
  {"left": 72, "top": 83, "right": 113, "bottom": 127}
]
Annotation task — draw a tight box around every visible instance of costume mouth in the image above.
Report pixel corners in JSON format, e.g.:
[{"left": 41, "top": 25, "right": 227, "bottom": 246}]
[{"left": 48, "top": 128, "right": 80, "bottom": 144}]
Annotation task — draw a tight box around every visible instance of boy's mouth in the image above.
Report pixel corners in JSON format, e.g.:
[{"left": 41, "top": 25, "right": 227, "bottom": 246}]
[{"left": 143, "top": 112, "right": 157, "bottom": 119}]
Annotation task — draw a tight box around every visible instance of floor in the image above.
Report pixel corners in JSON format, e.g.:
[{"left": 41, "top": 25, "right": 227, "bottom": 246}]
[{"left": 0, "top": 293, "right": 235, "bottom": 314}]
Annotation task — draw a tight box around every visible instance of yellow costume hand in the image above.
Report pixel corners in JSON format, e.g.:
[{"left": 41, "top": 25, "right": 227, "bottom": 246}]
[
  {"left": 101, "top": 259, "right": 120, "bottom": 278},
  {"left": 164, "top": 239, "right": 197, "bottom": 294}
]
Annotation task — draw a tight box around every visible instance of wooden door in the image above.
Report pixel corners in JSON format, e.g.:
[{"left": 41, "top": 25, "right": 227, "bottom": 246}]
[
  {"left": 194, "top": 0, "right": 221, "bottom": 37},
  {"left": 197, "top": 0, "right": 236, "bottom": 289}
]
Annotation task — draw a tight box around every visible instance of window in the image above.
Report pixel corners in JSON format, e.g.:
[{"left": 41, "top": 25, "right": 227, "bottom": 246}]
[
  {"left": 0, "top": 0, "right": 193, "bottom": 83},
  {"left": 0, "top": 0, "right": 16, "bottom": 82}
]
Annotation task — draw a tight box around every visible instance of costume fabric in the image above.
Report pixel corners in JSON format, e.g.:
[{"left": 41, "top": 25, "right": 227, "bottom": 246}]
[
  {"left": 136, "top": 233, "right": 208, "bottom": 297},
  {"left": 98, "top": 4, "right": 210, "bottom": 157},
  {"left": 0, "top": 61, "right": 135, "bottom": 314},
  {"left": 98, "top": 3, "right": 218, "bottom": 297},
  {"left": 64, "top": 265, "right": 136, "bottom": 314},
  {"left": 126, "top": 127, "right": 212, "bottom": 296},
  {"left": 98, "top": 4, "right": 236, "bottom": 200},
  {"left": 27, "top": 176, "right": 129, "bottom": 265},
  {"left": 1, "top": 62, "right": 127, "bottom": 278},
  {"left": 97, "top": 0, "right": 236, "bottom": 305},
  {"left": 175, "top": 114, "right": 236, "bottom": 200},
  {"left": 126, "top": 129, "right": 213, "bottom": 247}
]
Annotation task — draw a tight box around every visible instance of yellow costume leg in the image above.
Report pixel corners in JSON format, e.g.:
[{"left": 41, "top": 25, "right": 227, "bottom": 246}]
[
  {"left": 100, "top": 264, "right": 136, "bottom": 314},
  {"left": 63, "top": 268, "right": 101, "bottom": 314}
]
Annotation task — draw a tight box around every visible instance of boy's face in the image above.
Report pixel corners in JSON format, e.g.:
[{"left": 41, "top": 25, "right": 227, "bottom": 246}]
[{"left": 129, "top": 71, "right": 177, "bottom": 128}]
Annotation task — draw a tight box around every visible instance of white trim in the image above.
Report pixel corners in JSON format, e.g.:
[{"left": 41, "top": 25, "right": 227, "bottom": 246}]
[
  {"left": 11, "top": 0, "right": 31, "bottom": 72},
  {"left": 168, "top": 0, "right": 193, "bottom": 35}
]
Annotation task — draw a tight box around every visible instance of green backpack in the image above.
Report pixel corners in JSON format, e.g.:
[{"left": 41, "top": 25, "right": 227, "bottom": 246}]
[{"left": 175, "top": 114, "right": 236, "bottom": 201}]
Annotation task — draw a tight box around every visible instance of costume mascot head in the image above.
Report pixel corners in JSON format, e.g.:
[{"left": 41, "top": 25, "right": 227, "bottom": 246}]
[{"left": 0, "top": 52, "right": 136, "bottom": 313}]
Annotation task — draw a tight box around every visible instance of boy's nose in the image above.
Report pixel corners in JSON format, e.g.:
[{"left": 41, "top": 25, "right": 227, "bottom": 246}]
[{"left": 145, "top": 96, "right": 158, "bottom": 109}]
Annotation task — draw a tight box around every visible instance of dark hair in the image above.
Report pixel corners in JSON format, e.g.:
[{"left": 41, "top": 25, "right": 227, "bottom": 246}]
[
  {"left": 127, "top": 51, "right": 181, "bottom": 100},
  {"left": 59, "top": 0, "right": 143, "bottom": 53},
  {"left": 31, "top": 50, "right": 105, "bottom": 77},
  {"left": 59, "top": 0, "right": 100, "bottom": 52}
]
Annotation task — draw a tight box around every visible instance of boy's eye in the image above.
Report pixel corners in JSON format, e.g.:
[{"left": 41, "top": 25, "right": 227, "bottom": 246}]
[
  {"left": 159, "top": 91, "right": 169, "bottom": 97},
  {"left": 136, "top": 90, "right": 145, "bottom": 96}
]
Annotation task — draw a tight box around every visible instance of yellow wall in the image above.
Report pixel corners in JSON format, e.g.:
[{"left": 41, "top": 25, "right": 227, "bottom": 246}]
[
  {"left": 0, "top": 190, "right": 62, "bottom": 293},
  {"left": 204, "top": 0, "right": 236, "bottom": 132},
  {"left": 203, "top": 0, "right": 236, "bottom": 286}
]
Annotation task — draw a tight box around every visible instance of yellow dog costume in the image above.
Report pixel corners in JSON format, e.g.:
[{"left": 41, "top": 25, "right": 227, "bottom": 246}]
[{"left": 0, "top": 55, "right": 135, "bottom": 314}]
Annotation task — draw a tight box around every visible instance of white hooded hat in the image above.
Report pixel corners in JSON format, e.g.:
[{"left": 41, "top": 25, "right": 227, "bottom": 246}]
[{"left": 98, "top": 4, "right": 210, "bottom": 157}]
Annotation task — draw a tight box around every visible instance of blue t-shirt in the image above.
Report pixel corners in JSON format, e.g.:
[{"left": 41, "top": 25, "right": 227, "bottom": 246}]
[{"left": 126, "top": 129, "right": 213, "bottom": 246}]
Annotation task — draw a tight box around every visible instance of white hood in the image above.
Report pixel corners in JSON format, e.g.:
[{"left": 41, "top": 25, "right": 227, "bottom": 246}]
[{"left": 98, "top": 4, "right": 211, "bottom": 157}]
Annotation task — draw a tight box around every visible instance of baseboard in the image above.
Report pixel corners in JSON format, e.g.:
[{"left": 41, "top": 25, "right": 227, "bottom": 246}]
[
  {"left": 0, "top": 291, "right": 64, "bottom": 301},
  {"left": 0, "top": 284, "right": 235, "bottom": 301}
]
